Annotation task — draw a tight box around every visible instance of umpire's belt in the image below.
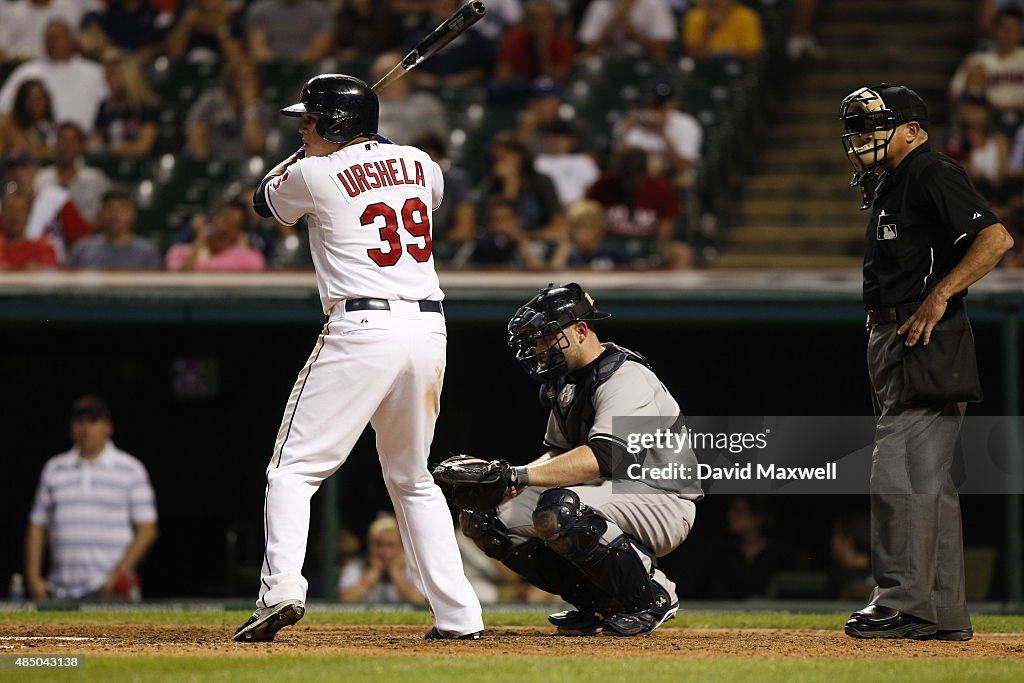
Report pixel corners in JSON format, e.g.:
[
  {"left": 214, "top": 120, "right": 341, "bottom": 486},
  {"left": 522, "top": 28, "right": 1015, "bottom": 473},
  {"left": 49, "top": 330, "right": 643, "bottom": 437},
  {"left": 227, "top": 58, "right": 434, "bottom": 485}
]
[
  {"left": 344, "top": 298, "right": 444, "bottom": 314},
  {"left": 867, "top": 298, "right": 963, "bottom": 325}
]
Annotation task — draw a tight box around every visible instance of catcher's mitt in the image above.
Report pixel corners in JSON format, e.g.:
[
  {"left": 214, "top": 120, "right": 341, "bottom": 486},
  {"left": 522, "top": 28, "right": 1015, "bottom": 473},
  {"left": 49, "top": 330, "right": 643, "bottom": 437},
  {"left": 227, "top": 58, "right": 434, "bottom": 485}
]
[{"left": 431, "top": 455, "right": 516, "bottom": 512}]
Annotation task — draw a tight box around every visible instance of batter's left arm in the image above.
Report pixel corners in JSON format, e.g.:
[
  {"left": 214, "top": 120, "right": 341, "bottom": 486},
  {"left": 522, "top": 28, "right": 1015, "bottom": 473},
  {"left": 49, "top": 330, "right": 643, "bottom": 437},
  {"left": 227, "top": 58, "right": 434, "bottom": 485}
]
[{"left": 900, "top": 223, "right": 1014, "bottom": 346}]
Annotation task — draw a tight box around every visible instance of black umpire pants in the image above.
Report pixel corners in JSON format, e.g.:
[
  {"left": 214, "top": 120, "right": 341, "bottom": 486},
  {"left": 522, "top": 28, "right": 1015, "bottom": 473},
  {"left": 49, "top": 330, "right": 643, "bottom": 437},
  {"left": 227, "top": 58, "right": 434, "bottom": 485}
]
[{"left": 865, "top": 318, "right": 971, "bottom": 630}]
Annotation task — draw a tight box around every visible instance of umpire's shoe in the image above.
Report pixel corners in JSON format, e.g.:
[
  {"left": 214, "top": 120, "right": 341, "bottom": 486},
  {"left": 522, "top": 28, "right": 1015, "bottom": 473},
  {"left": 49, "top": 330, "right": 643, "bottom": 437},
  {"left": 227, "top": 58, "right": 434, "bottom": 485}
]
[
  {"left": 844, "top": 605, "right": 938, "bottom": 639},
  {"left": 424, "top": 627, "right": 483, "bottom": 640},
  {"left": 233, "top": 599, "right": 305, "bottom": 642},
  {"left": 602, "top": 587, "right": 678, "bottom": 637},
  {"left": 548, "top": 609, "right": 604, "bottom": 636}
]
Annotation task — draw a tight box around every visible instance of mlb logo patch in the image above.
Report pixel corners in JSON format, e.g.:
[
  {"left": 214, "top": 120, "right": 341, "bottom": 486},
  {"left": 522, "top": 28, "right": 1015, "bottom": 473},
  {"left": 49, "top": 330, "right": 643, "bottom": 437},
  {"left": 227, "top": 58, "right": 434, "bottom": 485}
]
[
  {"left": 877, "top": 223, "right": 897, "bottom": 240},
  {"left": 876, "top": 209, "right": 897, "bottom": 240}
]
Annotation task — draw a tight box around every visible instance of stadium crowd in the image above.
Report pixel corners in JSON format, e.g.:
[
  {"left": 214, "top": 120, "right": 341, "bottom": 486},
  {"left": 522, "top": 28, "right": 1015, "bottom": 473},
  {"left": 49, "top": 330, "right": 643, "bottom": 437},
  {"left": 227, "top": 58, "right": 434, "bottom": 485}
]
[
  {"left": 0, "top": 0, "right": 769, "bottom": 272},
  {"left": 0, "top": 0, "right": 1021, "bottom": 271}
]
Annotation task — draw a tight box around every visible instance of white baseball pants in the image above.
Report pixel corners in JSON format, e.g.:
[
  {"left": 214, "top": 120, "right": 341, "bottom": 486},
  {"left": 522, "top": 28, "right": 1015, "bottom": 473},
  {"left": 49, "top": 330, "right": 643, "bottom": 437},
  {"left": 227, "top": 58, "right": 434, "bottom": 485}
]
[{"left": 257, "top": 301, "right": 483, "bottom": 636}]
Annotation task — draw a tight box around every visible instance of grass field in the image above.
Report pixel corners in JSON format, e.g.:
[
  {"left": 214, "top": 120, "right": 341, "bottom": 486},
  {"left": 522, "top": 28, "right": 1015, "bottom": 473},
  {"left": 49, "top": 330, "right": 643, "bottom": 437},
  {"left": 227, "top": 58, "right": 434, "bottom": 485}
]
[{"left": 1, "top": 610, "right": 1022, "bottom": 682}]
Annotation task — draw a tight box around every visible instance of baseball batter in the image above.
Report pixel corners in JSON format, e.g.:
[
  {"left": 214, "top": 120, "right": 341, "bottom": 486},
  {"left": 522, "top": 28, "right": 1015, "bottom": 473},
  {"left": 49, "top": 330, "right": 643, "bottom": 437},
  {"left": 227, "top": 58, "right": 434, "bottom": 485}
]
[
  {"left": 440, "top": 284, "right": 701, "bottom": 636},
  {"left": 233, "top": 74, "right": 483, "bottom": 642}
]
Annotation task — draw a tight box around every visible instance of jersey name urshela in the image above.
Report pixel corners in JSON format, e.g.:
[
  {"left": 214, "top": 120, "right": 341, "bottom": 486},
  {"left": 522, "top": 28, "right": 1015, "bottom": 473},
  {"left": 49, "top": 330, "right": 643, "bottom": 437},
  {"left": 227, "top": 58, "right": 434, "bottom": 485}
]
[{"left": 338, "top": 158, "right": 427, "bottom": 198}]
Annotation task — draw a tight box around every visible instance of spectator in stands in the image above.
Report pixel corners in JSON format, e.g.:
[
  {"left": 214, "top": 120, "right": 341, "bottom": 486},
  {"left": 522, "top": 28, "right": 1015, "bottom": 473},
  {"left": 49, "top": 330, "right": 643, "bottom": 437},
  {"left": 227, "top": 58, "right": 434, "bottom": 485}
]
[
  {"left": 166, "top": 0, "right": 244, "bottom": 64},
  {"left": 68, "top": 189, "right": 160, "bottom": 270},
  {"left": 4, "top": 151, "right": 91, "bottom": 260},
  {"left": 466, "top": 0, "right": 523, "bottom": 43},
  {"left": 25, "top": 395, "right": 158, "bottom": 601},
  {"left": 493, "top": 0, "right": 575, "bottom": 98},
  {"left": 0, "top": 20, "right": 109, "bottom": 134},
  {"left": 0, "top": 188, "right": 58, "bottom": 270},
  {"left": 709, "top": 496, "right": 792, "bottom": 599},
  {"left": 234, "top": 185, "right": 311, "bottom": 269},
  {"left": 186, "top": 60, "right": 268, "bottom": 163},
  {"left": 949, "top": 8, "right": 1024, "bottom": 115},
  {"left": 165, "top": 199, "right": 266, "bottom": 271},
  {"left": 786, "top": 0, "right": 823, "bottom": 61},
  {"left": 333, "top": 0, "right": 403, "bottom": 61},
  {"left": 480, "top": 130, "right": 565, "bottom": 238},
  {"left": 0, "top": 79, "right": 56, "bottom": 160},
  {"left": 0, "top": 0, "right": 87, "bottom": 61},
  {"left": 944, "top": 93, "right": 1009, "bottom": 202},
  {"left": 515, "top": 77, "right": 586, "bottom": 155},
  {"left": 245, "top": 0, "right": 333, "bottom": 63},
  {"left": 371, "top": 51, "right": 448, "bottom": 144},
  {"left": 534, "top": 119, "right": 600, "bottom": 206},
  {"left": 88, "top": 55, "right": 160, "bottom": 160},
  {"left": 454, "top": 196, "right": 545, "bottom": 269},
  {"left": 407, "top": 0, "right": 493, "bottom": 89},
  {"left": 79, "top": 0, "right": 174, "bottom": 62},
  {"left": 338, "top": 515, "right": 422, "bottom": 603},
  {"left": 411, "top": 131, "right": 475, "bottom": 261},
  {"left": 682, "top": 0, "right": 765, "bottom": 63},
  {"left": 586, "top": 147, "right": 692, "bottom": 269},
  {"left": 614, "top": 80, "right": 703, "bottom": 187},
  {"left": 829, "top": 513, "right": 873, "bottom": 601},
  {"left": 578, "top": 0, "right": 676, "bottom": 63},
  {"left": 37, "top": 123, "right": 111, "bottom": 222},
  {"left": 548, "top": 198, "right": 631, "bottom": 269}
]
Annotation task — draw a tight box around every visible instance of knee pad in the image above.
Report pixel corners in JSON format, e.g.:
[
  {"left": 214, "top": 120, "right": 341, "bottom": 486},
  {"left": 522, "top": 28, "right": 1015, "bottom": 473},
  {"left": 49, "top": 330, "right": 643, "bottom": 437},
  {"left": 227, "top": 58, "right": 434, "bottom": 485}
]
[
  {"left": 459, "top": 510, "right": 513, "bottom": 560},
  {"left": 532, "top": 488, "right": 607, "bottom": 560}
]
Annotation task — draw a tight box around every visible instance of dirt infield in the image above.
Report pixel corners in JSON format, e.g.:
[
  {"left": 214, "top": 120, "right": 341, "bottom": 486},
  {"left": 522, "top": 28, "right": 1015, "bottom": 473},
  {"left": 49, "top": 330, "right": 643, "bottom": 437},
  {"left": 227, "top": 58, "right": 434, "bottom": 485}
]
[{"left": 2, "top": 623, "right": 1022, "bottom": 659}]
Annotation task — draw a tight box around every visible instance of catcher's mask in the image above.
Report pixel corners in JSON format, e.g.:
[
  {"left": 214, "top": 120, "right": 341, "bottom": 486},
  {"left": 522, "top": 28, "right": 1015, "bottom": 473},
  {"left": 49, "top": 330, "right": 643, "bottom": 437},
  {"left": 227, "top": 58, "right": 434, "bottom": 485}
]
[
  {"left": 507, "top": 283, "right": 611, "bottom": 382},
  {"left": 282, "top": 73, "right": 379, "bottom": 145},
  {"left": 840, "top": 84, "right": 928, "bottom": 209}
]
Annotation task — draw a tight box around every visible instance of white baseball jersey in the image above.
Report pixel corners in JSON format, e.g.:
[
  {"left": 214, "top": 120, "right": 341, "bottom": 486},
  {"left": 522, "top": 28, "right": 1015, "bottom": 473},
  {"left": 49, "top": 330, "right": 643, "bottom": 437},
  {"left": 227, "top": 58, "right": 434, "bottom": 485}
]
[
  {"left": 264, "top": 140, "right": 444, "bottom": 312},
  {"left": 252, "top": 138, "right": 484, "bottom": 637}
]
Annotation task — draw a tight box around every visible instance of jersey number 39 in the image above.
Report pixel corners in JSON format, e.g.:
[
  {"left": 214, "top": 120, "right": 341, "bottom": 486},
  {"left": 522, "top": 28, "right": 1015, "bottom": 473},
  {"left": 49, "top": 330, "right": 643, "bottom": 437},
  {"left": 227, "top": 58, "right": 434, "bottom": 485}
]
[{"left": 361, "top": 197, "right": 432, "bottom": 267}]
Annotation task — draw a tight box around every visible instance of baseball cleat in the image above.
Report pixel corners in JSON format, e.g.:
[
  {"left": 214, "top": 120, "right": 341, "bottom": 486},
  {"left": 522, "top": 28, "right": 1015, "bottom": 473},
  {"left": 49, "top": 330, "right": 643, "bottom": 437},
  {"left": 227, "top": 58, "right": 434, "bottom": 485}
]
[
  {"left": 233, "top": 599, "right": 305, "bottom": 642},
  {"left": 602, "top": 590, "right": 678, "bottom": 637},
  {"left": 424, "top": 627, "right": 483, "bottom": 640},
  {"left": 844, "top": 605, "right": 937, "bottom": 640},
  {"left": 548, "top": 609, "right": 603, "bottom": 636}
]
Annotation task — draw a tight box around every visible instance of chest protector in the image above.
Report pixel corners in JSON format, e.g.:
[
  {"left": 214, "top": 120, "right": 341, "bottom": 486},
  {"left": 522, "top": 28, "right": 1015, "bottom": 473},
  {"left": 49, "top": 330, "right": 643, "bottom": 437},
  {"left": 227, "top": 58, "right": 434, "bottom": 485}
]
[{"left": 540, "top": 343, "right": 652, "bottom": 448}]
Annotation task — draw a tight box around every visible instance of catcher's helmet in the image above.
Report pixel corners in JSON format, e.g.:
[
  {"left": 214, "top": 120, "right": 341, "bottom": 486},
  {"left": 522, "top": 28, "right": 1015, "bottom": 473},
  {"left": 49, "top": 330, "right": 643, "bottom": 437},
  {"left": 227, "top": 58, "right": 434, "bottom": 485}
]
[
  {"left": 840, "top": 84, "right": 928, "bottom": 208},
  {"left": 282, "top": 74, "right": 378, "bottom": 145},
  {"left": 507, "top": 283, "right": 611, "bottom": 382}
]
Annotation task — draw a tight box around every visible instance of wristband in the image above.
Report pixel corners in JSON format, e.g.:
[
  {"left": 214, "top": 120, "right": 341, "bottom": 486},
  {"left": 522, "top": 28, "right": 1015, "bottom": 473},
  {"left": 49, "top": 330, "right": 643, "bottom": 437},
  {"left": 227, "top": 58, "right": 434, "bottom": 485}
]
[{"left": 513, "top": 466, "right": 530, "bottom": 486}]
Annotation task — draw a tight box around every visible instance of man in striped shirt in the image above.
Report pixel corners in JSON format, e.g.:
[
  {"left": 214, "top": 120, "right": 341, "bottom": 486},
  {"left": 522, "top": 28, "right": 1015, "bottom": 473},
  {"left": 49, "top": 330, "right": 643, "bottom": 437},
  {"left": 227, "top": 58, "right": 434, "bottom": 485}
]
[{"left": 25, "top": 395, "right": 158, "bottom": 601}]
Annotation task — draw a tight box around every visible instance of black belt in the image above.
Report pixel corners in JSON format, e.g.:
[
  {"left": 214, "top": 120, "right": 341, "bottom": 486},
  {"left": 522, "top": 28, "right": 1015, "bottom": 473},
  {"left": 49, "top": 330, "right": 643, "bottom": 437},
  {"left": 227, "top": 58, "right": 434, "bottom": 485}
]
[
  {"left": 867, "top": 308, "right": 898, "bottom": 325},
  {"left": 867, "top": 298, "right": 963, "bottom": 325},
  {"left": 344, "top": 298, "right": 443, "bottom": 314}
]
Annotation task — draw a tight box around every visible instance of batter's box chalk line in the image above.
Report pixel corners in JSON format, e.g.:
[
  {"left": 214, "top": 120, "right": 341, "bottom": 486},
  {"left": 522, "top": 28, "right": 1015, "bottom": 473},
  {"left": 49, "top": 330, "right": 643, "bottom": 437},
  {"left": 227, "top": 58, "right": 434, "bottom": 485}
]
[{"left": 0, "top": 636, "right": 109, "bottom": 641}]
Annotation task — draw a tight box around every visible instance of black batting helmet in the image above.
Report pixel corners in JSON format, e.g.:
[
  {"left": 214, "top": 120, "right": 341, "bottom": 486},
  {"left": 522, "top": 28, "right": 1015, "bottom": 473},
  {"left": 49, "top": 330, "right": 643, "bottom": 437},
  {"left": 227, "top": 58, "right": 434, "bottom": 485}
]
[
  {"left": 507, "top": 283, "right": 611, "bottom": 382},
  {"left": 282, "top": 74, "right": 379, "bottom": 145}
]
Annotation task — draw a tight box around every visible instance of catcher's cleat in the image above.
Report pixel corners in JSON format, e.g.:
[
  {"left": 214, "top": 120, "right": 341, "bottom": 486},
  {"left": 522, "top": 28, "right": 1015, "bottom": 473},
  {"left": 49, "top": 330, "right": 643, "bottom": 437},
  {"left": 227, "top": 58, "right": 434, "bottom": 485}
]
[
  {"left": 548, "top": 609, "right": 603, "bottom": 636},
  {"left": 233, "top": 599, "right": 305, "bottom": 642},
  {"left": 602, "top": 589, "right": 678, "bottom": 637},
  {"left": 424, "top": 627, "right": 483, "bottom": 640}
]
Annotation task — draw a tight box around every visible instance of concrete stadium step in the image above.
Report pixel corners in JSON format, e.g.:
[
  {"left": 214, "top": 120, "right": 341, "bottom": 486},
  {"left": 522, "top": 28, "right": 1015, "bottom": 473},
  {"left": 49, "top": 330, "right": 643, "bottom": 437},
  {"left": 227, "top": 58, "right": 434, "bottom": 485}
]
[
  {"left": 818, "top": 23, "right": 972, "bottom": 43},
  {"left": 725, "top": 226, "right": 864, "bottom": 255},
  {"left": 820, "top": 0, "right": 972, "bottom": 21},
  {"left": 738, "top": 201, "right": 864, "bottom": 225},
  {"left": 712, "top": 253, "right": 862, "bottom": 269},
  {"left": 744, "top": 182, "right": 858, "bottom": 202}
]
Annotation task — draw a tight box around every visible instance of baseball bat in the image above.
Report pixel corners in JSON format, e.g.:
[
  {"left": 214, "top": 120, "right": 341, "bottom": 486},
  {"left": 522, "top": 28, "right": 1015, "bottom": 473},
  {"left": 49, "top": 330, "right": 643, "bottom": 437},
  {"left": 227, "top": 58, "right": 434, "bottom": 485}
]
[{"left": 371, "top": 1, "right": 487, "bottom": 92}]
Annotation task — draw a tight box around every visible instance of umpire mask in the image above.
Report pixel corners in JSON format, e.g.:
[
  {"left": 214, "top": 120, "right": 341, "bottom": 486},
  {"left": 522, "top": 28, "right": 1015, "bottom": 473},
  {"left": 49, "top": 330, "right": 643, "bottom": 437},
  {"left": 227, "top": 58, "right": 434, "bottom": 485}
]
[
  {"left": 507, "top": 283, "right": 611, "bottom": 382},
  {"left": 840, "top": 84, "right": 928, "bottom": 209}
]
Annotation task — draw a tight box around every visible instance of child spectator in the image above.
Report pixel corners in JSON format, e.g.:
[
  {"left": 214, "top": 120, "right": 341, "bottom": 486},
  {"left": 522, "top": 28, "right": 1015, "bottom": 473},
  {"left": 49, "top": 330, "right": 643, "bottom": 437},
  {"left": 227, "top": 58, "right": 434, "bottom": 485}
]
[{"left": 338, "top": 516, "right": 422, "bottom": 603}]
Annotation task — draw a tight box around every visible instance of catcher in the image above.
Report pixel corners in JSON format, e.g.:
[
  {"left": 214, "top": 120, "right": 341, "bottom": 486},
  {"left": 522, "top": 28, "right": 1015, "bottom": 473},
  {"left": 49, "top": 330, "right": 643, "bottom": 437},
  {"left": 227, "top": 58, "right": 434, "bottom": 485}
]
[{"left": 434, "top": 283, "right": 701, "bottom": 636}]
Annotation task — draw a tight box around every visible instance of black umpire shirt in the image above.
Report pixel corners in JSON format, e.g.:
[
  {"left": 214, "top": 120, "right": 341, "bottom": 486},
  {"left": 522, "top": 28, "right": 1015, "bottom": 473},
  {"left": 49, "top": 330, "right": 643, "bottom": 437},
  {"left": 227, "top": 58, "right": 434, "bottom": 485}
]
[{"left": 863, "top": 143, "right": 999, "bottom": 309}]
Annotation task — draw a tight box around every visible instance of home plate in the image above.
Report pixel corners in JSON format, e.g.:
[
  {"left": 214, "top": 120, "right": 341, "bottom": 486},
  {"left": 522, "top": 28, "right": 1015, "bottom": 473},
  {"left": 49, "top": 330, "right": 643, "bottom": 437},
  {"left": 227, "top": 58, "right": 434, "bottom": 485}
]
[{"left": 0, "top": 637, "right": 108, "bottom": 641}]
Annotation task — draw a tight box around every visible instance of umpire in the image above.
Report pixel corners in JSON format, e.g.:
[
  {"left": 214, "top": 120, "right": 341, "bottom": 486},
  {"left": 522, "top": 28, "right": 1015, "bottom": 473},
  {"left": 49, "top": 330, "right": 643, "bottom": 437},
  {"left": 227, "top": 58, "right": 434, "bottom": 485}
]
[{"left": 839, "top": 84, "right": 1014, "bottom": 640}]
